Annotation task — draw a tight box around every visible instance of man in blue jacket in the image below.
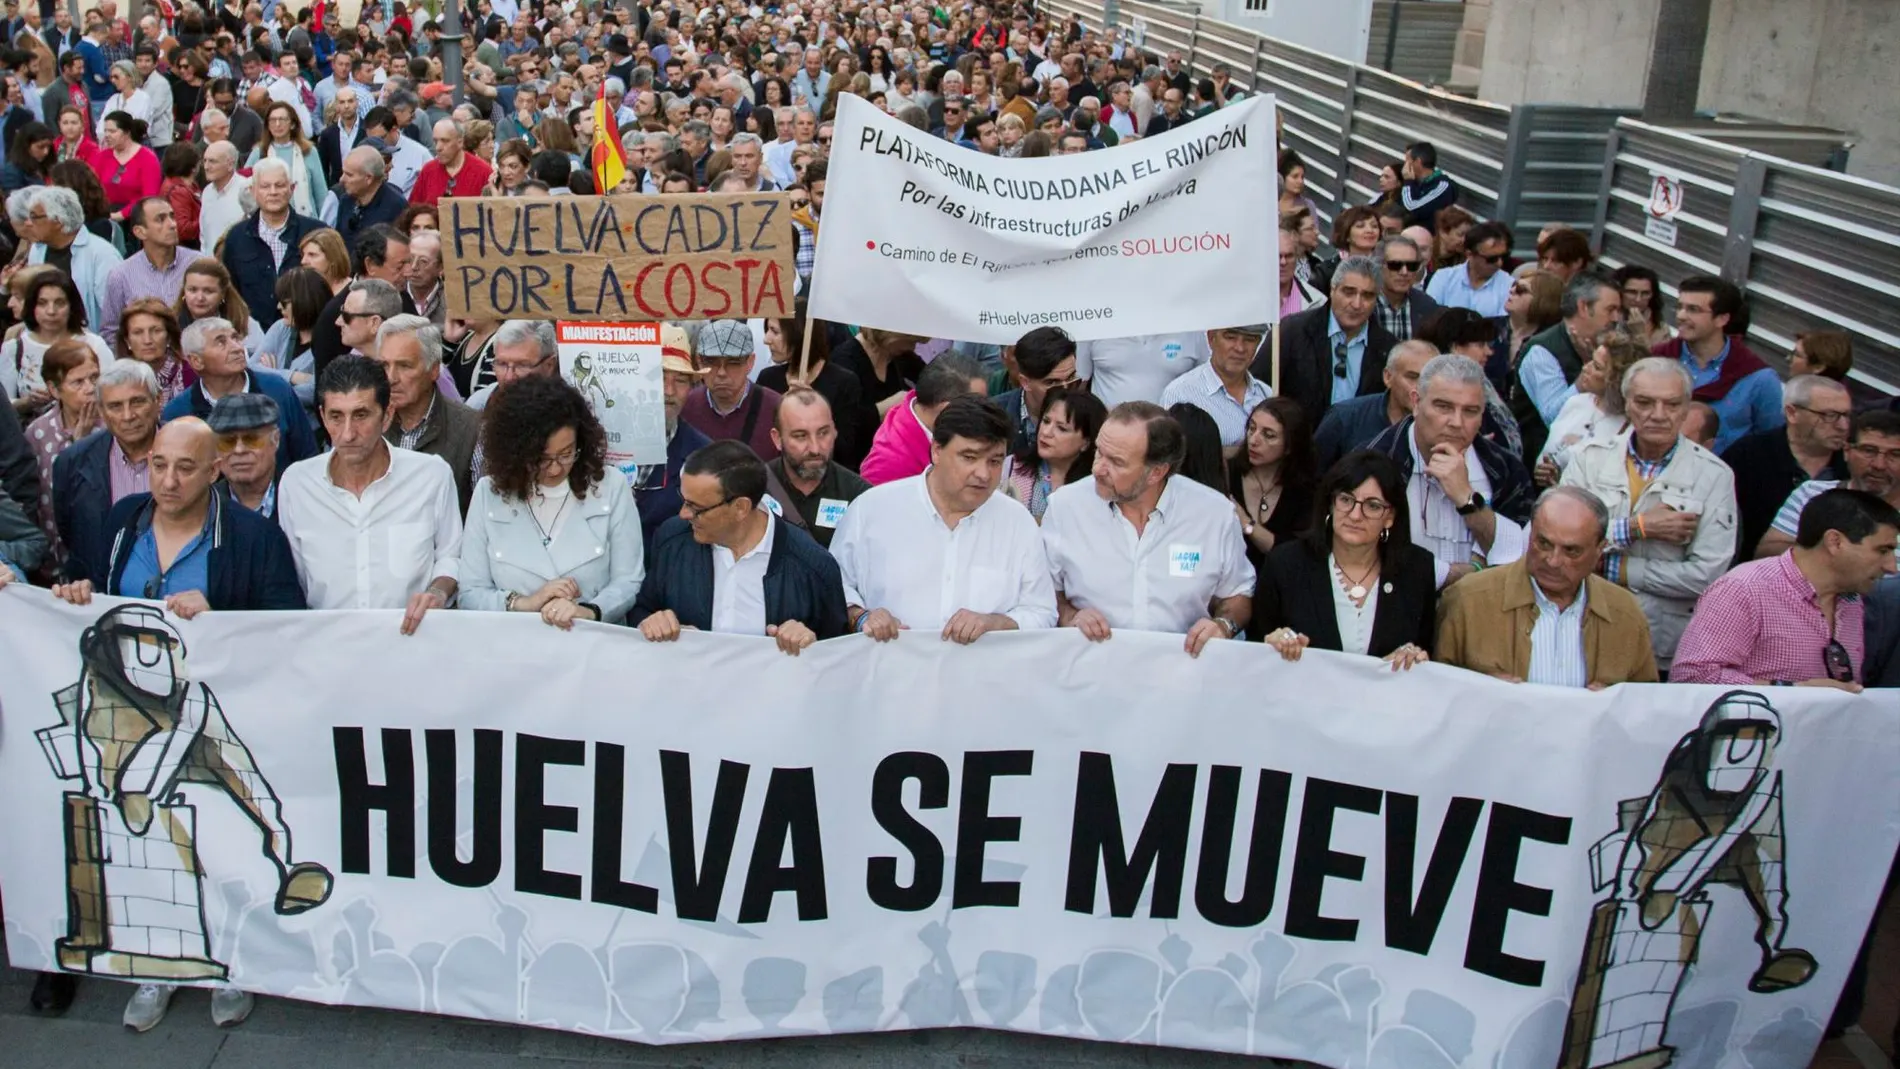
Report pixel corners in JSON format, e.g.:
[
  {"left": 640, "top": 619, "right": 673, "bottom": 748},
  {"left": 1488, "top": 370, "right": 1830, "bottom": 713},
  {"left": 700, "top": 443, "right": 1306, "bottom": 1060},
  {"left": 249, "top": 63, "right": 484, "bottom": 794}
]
[
  {"left": 162, "top": 317, "right": 316, "bottom": 475},
  {"left": 51, "top": 417, "right": 305, "bottom": 614},
  {"left": 54, "top": 359, "right": 161, "bottom": 584},
  {"left": 217, "top": 158, "right": 322, "bottom": 331},
  {"left": 632, "top": 440, "right": 847, "bottom": 654}
]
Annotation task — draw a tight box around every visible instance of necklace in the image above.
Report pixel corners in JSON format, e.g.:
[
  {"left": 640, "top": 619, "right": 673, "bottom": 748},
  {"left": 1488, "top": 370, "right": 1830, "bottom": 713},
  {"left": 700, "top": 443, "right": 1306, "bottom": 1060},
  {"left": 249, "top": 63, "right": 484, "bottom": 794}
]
[
  {"left": 1249, "top": 470, "right": 1280, "bottom": 523},
  {"left": 529, "top": 490, "right": 571, "bottom": 546},
  {"left": 1334, "top": 555, "right": 1379, "bottom": 603}
]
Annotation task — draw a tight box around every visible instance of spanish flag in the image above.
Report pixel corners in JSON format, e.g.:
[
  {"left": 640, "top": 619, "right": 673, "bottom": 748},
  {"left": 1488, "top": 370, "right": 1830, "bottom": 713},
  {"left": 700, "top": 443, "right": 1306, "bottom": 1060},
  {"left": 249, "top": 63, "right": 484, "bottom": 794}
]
[{"left": 591, "top": 82, "right": 628, "bottom": 194}]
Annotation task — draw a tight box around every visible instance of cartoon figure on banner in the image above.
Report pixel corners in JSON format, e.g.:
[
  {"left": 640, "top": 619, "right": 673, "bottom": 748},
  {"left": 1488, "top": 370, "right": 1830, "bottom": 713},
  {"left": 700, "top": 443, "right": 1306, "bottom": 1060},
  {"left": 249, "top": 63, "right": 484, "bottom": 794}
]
[
  {"left": 571, "top": 350, "right": 617, "bottom": 408},
  {"left": 33, "top": 605, "right": 335, "bottom": 981},
  {"left": 1561, "top": 691, "right": 1815, "bottom": 1069}
]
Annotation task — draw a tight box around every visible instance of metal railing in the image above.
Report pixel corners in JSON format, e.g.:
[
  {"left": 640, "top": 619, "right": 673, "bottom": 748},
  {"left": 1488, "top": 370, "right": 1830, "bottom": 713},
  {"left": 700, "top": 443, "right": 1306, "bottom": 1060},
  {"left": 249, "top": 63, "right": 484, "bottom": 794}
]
[
  {"left": 1594, "top": 119, "right": 1900, "bottom": 396},
  {"left": 1038, "top": 0, "right": 1895, "bottom": 395}
]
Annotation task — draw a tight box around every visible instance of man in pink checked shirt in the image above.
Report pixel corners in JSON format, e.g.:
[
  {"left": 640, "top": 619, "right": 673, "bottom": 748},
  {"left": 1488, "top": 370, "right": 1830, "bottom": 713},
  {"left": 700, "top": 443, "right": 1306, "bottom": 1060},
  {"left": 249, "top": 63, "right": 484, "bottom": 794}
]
[{"left": 1672, "top": 487, "right": 1899, "bottom": 690}]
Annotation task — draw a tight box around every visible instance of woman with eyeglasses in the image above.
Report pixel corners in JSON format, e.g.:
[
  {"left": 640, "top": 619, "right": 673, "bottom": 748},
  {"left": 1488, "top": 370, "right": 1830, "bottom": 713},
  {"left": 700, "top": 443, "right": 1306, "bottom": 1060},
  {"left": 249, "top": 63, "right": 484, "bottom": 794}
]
[
  {"left": 459, "top": 374, "right": 645, "bottom": 629},
  {"left": 1493, "top": 269, "right": 1563, "bottom": 393},
  {"left": 254, "top": 266, "right": 328, "bottom": 411},
  {"left": 96, "top": 62, "right": 152, "bottom": 141},
  {"left": 1255, "top": 450, "right": 1436, "bottom": 669}
]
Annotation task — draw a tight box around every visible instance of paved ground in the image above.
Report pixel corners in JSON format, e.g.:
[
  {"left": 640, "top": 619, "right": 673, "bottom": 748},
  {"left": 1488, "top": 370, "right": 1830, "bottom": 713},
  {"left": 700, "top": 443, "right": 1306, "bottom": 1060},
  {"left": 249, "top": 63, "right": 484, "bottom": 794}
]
[{"left": 0, "top": 963, "right": 1288, "bottom": 1069}]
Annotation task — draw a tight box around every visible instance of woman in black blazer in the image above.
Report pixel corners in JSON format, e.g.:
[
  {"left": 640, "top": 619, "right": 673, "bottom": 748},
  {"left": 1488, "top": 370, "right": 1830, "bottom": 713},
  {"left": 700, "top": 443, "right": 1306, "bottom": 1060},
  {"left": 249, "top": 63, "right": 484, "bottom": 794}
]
[{"left": 1253, "top": 450, "right": 1437, "bottom": 669}]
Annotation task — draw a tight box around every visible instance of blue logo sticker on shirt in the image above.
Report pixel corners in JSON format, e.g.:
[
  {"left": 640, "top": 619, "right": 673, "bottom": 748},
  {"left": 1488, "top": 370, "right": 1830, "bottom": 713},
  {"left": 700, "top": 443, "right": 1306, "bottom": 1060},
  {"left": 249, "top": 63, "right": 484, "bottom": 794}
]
[
  {"left": 1168, "top": 544, "right": 1203, "bottom": 578},
  {"left": 1163, "top": 343, "right": 1182, "bottom": 361}
]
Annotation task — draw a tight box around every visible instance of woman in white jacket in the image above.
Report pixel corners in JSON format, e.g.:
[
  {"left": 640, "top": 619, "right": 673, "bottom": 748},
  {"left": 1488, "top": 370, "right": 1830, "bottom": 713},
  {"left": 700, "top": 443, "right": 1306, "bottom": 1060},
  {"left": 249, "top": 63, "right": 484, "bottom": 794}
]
[{"left": 458, "top": 373, "right": 645, "bottom": 628}]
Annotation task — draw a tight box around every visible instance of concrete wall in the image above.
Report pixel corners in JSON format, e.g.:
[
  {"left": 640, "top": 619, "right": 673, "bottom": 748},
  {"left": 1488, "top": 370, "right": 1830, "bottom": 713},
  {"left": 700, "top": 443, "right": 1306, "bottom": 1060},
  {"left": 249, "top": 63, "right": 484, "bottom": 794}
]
[
  {"left": 1473, "top": 0, "right": 1898, "bottom": 185},
  {"left": 1214, "top": 0, "right": 1376, "bottom": 65}
]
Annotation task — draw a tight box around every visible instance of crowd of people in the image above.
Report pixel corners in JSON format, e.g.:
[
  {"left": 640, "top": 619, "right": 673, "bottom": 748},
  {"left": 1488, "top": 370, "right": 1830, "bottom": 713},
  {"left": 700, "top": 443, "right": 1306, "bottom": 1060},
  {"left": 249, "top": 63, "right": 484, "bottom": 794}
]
[{"left": 0, "top": 0, "right": 1896, "bottom": 1048}]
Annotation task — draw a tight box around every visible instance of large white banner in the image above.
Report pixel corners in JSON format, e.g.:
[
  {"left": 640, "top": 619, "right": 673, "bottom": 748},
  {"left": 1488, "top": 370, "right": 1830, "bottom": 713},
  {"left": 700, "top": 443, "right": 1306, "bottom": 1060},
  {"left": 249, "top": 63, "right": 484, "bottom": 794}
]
[
  {"left": 810, "top": 95, "right": 1278, "bottom": 344},
  {"left": 1, "top": 588, "right": 1893, "bottom": 1069}
]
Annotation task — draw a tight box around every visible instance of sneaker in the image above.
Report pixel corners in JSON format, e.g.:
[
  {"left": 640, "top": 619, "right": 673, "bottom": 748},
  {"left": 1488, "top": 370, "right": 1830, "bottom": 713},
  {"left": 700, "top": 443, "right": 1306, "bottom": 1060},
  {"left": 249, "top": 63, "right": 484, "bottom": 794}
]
[
  {"left": 123, "top": 983, "right": 176, "bottom": 1032},
  {"left": 210, "top": 987, "right": 254, "bottom": 1028}
]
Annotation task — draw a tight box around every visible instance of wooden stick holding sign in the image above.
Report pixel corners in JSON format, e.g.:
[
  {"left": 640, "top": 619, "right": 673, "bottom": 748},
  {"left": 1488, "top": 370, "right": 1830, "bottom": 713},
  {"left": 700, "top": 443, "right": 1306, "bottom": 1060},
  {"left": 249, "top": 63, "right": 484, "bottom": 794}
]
[{"left": 439, "top": 193, "right": 798, "bottom": 323}]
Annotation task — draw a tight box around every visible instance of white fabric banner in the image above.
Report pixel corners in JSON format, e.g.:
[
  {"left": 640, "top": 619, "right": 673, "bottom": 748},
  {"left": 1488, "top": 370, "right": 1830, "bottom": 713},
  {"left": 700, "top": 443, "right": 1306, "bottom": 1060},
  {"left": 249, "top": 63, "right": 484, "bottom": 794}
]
[
  {"left": 0, "top": 589, "right": 1893, "bottom": 1068},
  {"left": 810, "top": 95, "right": 1278, "bottom": 344}
]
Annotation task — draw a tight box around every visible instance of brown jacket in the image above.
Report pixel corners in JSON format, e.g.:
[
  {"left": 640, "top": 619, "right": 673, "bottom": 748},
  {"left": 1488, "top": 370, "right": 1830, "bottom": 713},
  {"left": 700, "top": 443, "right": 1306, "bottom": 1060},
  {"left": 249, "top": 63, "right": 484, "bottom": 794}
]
[{"left": 1436, "top": 559, "right": 1660, "bottom": 687}]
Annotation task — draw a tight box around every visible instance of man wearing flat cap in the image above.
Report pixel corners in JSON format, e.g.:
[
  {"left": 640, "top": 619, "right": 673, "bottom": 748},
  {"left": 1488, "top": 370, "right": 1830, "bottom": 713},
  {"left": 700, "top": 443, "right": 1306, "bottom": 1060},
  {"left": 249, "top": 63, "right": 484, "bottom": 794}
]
[
  {"left": 1159, "top": 321, "right": 1273, "bottom": 450},
  {"left": 209, "top": 393, "right": 285, "bottom": 522},
  {"left": 680, "top": 319, "right": 782, "bottom": 462}
]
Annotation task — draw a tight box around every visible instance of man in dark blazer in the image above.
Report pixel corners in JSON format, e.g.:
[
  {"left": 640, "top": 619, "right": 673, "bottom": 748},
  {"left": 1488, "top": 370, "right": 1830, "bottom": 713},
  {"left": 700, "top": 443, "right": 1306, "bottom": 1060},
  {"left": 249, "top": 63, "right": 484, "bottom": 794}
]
[
  {"left": 332, "top": 143, "right": 407, "bottom": 251},
  {"left": 631, "top": 440, "right": 849, "bottom": 654},
  {"left": 217, "top": 158, "right": 322, "bottom": 330},
  {"left": 1255, "top": 255, "right": 1397, "bottom": 425},
  {"left": 316, "top": 83, "right": 369, "bottom": 187},
  {"left": 53, "top": 361, "right": 163, "bottom": 585}
]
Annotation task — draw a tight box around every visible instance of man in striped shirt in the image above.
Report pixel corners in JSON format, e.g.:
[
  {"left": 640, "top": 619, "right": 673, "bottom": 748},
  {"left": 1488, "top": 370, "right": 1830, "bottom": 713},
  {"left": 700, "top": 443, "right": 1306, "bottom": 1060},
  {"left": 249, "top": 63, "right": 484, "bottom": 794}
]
[{"left": 1673, "top": 488, "right": 1898, "bottom": 689}]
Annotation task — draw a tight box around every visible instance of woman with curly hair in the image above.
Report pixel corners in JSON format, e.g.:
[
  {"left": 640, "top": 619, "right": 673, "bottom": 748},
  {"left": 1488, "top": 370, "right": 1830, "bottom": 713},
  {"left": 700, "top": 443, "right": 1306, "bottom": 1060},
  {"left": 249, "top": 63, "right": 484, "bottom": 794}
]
[
  {"left": 115, "top": 297, "right": 191, "bottom": 404},
  {"left": 458, "top": 374, "right": 645, "bottom": 628}
]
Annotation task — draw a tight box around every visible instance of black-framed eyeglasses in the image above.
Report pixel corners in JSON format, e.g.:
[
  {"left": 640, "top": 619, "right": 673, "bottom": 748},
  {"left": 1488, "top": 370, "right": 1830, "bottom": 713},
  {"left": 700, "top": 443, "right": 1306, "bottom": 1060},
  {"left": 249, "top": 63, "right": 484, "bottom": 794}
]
[
  {"left": 1848, "top": 443, "right": 1900, "bottom": 464},
  {"left": 1474, "top": 251, "right": 1506, "bottom": 264},
  {"left": 493, "top": 352, "right": 553, "bottom": 378},
  {"left": 681, "top": 494, "right": 732, "bottom": 519},
  {"left": 1791, "top": 404, "right": 1851, "bottom": 426},
  {"left": 1384, "top": 259, "right": 1419, "bottom": 273},
  {"left": 1824, "top": 639, "right": 1855, "bottom": 684},
  {"left": 1333, "top": 492, "right": 1391, "bottom": 518},
  {"left": 336, "top": 309, "right": 372, "bottom": 323}
]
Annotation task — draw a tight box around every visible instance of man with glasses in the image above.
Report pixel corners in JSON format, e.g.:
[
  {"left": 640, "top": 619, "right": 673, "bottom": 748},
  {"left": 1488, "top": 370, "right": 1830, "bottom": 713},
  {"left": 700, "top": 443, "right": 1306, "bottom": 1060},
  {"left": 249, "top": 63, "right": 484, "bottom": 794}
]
[
  {"left": 1424, "top": 219, "right": 1513, "bottom": 317},
  {"left": 1264, "top": 255, "right": 1396, "bottom": 423},
  {"left": 1674, "top": 487, "right": 1898, "bottom": 690},
  {"left": 1655, "top": 274, "right": 1782, "bottom": 452},
  {"left": 993, "top": 326, "right": 1079, "bottom": 452},
  {"left": 405, "top": 230, "right": 446, "bottom": 328},
  {"left": 933, "top": 94, "right": 969, "bottom": 142},
  {"left": 1721, "top": 374, "right": 1852, "bottom": 562},
  {"left": 51, "top": 416, "right": 304, "bottom": 615},
  {"left": 1561, "top": 357, "right": 1737, "bottom": 673},
  {"left": 1371, "top": 234, "right": 1437, "bottom": 343},
  {"left": 210, "top": 393, "right": 284, "bottom": 521},
  {"left": 1756, "top": 409, "right": 1899, "bottom": 560},
  {"left": 633, "top": 440, "right": 848, "bottom": 655},
  {"left": 470, "top": 318, "right": 561, "bottom": 412}
]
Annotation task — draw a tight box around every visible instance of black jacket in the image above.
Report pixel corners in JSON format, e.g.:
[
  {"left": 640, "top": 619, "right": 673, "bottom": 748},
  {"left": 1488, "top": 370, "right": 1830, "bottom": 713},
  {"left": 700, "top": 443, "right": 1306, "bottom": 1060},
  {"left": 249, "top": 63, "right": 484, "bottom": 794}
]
[
  {"left": 220, "top": 209, "right": 324, "bottom": 330},
  {"left": 1510, "top": 321, "right": 1588, "bottom": 466},
  {"left": 1367, "top": 415, "right": 1536, "bottom": 526},
  {"left": 1720, "top": 426, "right": 1848, "bottom": 564},
  {"left": 629, "top": 515, "right": 849, "bottom": 639},
  {"left": 0, "top": 397, "right": 38, "bottom": 520},
  {"left": 335, "top": 182, "right": 409, "bottom": 254},
  {"left": 50, "top": 428, "right": 116, "bottom": 584},
  {"left": 1253, "top": 538, "right": 1439, "bottom": 657},
  {"left": 316, "top": 122, "right": 363, "bottom": 186},
  {"left": 1256, "top": 304, "right": 1397, "bottom": 424},
  {"left": 99, "top": 491, "right": 307, "bottom": 610}
]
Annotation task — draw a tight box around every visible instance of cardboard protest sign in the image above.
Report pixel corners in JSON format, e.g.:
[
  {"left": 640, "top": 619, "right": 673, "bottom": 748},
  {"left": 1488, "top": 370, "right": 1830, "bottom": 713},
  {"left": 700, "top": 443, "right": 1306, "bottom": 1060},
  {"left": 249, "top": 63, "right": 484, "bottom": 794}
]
[{"left": 442, "top": 194, "right": 796, "bottom": 323}]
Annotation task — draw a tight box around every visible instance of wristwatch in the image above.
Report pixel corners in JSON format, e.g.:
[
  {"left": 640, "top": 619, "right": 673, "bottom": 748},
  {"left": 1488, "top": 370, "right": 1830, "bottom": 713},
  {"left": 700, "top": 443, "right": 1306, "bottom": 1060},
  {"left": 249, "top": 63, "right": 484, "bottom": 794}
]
[
  {"left": 1456, "top": 491, "right": 1487, "bottom": 516},
  {"left": 1213, "top": 616, "right": 1239, "bottom": 638}
]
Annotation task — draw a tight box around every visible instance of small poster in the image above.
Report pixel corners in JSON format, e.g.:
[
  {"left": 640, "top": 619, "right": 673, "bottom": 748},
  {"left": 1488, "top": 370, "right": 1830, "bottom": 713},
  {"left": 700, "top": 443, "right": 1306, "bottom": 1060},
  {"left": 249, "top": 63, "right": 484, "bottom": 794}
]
[
  {"left": 1644, "top": 171, "right": 1685, "bottom": 247},
  {"left": 556, "top": 321, "right": 667, "bottom": 472}
]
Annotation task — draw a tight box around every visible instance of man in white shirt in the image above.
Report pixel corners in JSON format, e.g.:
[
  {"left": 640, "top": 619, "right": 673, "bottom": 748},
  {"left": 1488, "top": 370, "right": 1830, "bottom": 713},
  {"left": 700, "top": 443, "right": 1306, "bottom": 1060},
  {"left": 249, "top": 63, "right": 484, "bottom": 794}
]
[
  {"left": 1041, "top": 401, "right": 1254, "bottom": 655},
  {"left": 1158, "top": 322, "right": 1272, "bottom": 450},
  {"left": 1424, "top": 220, "right": 1514, "bottom": 318},
  {"left": 1075, "top": 332, "right": 1211, "bottom": 408},
  {"left": 831, "top": 395, "right": 1056, "bottom": 643},
  {"left": 277, "top": 355, "right": 462, "bottom": 631},
  {"left": 197, "top": 140, "right": 252, "bottom": 252},
  {"left": 364, "top": 107, "right": 430, "bottom": 197}
]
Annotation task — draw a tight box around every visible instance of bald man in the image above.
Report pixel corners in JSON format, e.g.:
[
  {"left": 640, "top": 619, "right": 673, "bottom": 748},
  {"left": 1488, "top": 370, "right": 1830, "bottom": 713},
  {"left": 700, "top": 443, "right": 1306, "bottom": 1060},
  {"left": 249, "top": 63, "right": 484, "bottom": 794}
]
[
  {"left": 53, "top": 419, "right": 306, "bottom": 614},
  {"left": 410, "top": 117, "right": 494, "bottom": 207}
]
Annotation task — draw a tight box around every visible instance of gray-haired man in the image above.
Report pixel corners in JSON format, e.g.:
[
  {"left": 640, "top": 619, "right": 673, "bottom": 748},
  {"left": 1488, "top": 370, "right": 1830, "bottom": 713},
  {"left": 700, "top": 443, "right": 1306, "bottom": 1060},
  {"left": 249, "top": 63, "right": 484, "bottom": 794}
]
[{"left": 373, "top": 314, "right": 481, "bottom": 511}]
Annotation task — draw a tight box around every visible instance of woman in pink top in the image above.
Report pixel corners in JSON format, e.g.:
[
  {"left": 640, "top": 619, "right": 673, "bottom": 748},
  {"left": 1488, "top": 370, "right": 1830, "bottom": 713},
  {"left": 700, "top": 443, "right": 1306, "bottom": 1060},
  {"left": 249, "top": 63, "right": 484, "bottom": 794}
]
[
  {"left": 88, "top": 111, "right": 160, "bottom": 220},
  {"left": 53, "top": 106, "right": 100, "bottom": 168},
  {"left": 857, "top": 355, "right": 989, "bottom": 485}
]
